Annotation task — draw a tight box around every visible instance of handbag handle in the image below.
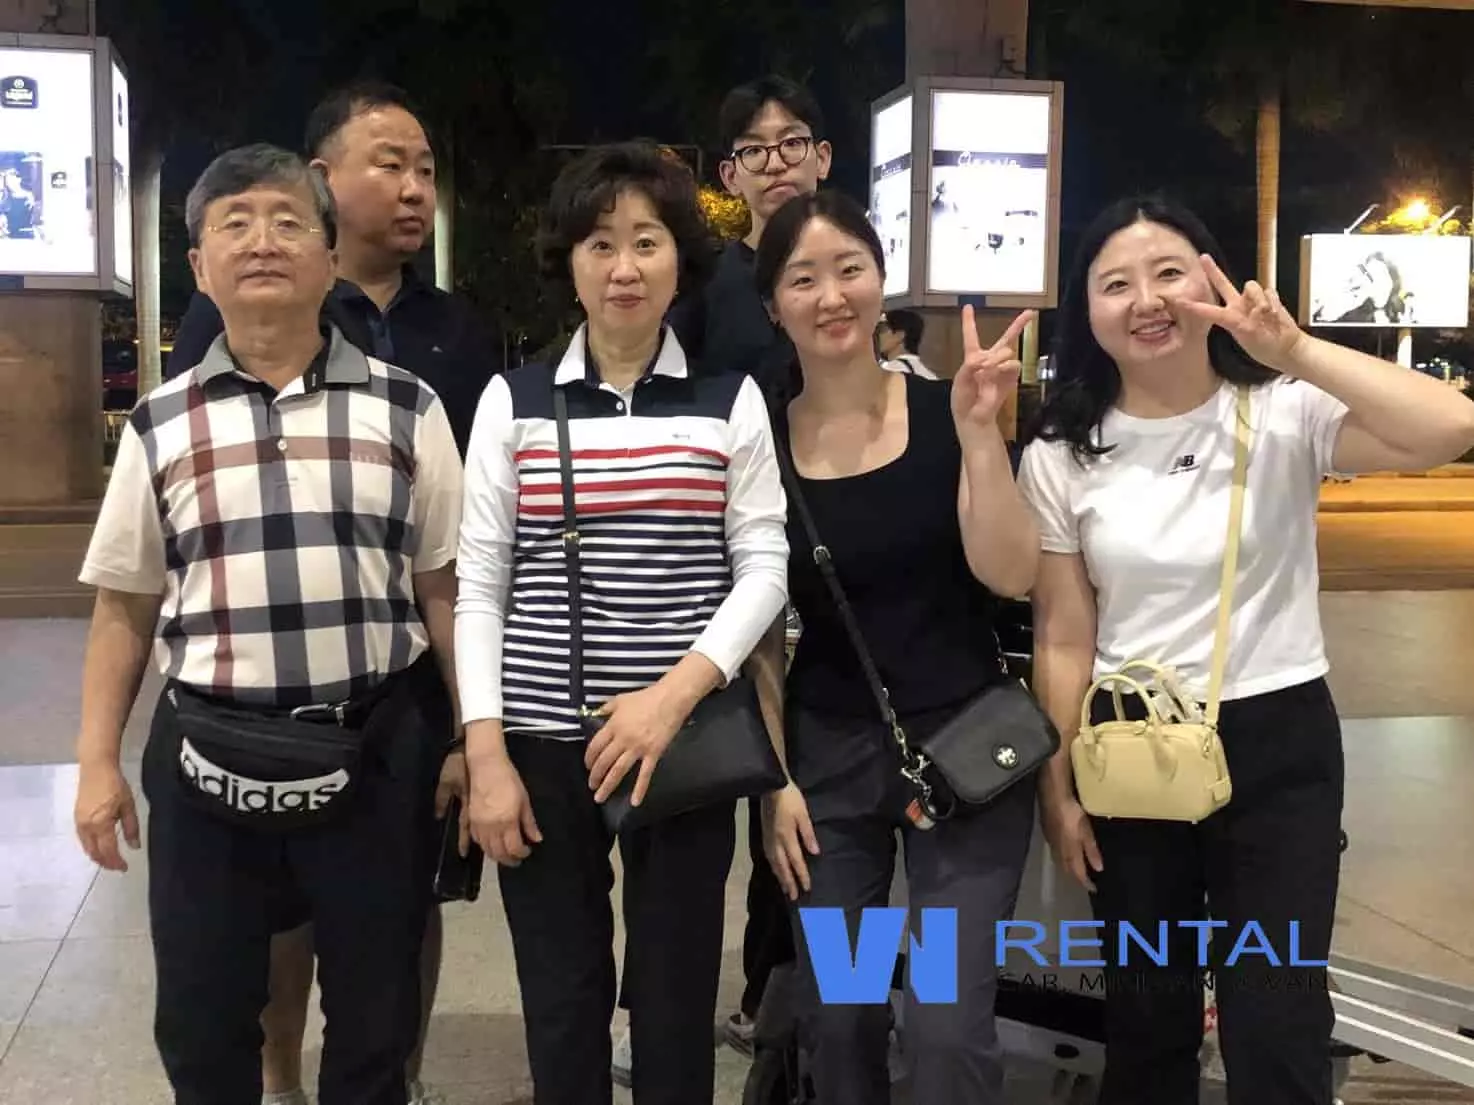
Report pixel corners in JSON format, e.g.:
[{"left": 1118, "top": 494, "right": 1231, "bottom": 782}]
[
  {"left": 1074, "top": 671, "right": 1179, "bottom": 778},
  {"left": 552, "top": 386, "right": 595, "bottom": 726},
  {"left": 1204, "top": 385, "right": 1252, "bottom": 726},
  {"left": 1109, "top": 660, "right": 1202, "bottom": 724}
]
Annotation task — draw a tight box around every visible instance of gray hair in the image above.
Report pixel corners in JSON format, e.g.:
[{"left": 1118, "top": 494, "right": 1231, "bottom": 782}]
[{"left": 184, "top": 143, "right": 337, "bottom": 249}]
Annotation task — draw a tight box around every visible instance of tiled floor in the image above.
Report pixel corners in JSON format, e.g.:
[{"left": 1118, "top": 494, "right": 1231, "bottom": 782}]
[{"left": 3, "top": 598, "right": 1474, "bottom": 1104}]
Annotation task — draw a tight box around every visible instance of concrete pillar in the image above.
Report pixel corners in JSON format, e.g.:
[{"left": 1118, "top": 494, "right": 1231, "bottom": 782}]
[
  {"left": 903, "top": 0, "right": 1032, "bottom": 436},
  {"left": 0, "top": 0, "right": 93, "bottom": 34},
  {"left": 0, "top": 0, "right": 105, "bottom": 507},
  {"left": 0, "top": 296, "right": 105, "bottom": 504},
  {"left": 906, "top": 0, "right": 1028, "bottom": 82}
]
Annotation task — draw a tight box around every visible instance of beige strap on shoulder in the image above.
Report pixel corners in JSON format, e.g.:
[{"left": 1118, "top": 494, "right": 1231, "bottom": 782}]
[{"left": 1204, "top": 386, "right": 1251, "bottom": 726}]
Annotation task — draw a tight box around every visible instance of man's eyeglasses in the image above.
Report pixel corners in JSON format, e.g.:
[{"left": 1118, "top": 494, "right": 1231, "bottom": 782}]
[
  {"left": 206, "top": 213, "right": 324, "bottom": 248},
  {"left": 729, "top": 136, "right": 817, "bottom": 174}
]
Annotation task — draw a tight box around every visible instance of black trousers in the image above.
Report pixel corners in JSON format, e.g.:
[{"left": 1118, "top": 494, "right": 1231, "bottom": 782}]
[
  {"left": 785, "top": 703, "right": 1036, "bottom": 1105},
  {"left": 741, "top": 791, "right": 797, "bottom": 1018},
  {"left": 498, "top": 735, "right": 736, "bottom": 1105},
  {"left": 1088, "top": 676, "right": 1345, "bottom": 1105},
  {"left": 141, "top": 660, "right": 442, "bottom": 1105},
  {"left": 618, "top": 795, "right": 792, "bottom": 1022}
]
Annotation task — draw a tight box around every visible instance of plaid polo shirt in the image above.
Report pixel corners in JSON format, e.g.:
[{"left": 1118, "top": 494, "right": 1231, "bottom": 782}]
[{"left": 80, "top": 323, "right": 463, "bottom": 709}]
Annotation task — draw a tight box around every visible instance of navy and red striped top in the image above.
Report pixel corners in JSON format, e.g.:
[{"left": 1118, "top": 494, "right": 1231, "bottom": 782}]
[{"left": 453, "top": 324, "right": 789, "bottom": 739}]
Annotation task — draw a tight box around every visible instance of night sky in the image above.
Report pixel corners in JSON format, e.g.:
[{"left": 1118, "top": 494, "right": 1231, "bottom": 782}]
[{"left": 115, "top": 0, "right": 1472, "bottom": 354}]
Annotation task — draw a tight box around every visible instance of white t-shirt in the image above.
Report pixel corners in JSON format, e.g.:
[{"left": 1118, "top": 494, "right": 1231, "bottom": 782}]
[{"left": 1017, "top": 376, "right": 1350, "bottom": 702}]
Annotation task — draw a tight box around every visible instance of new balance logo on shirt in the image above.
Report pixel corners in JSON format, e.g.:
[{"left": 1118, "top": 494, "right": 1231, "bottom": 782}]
[{"left": 1169, "top": 453, "right": 1199, "bottom": 474}]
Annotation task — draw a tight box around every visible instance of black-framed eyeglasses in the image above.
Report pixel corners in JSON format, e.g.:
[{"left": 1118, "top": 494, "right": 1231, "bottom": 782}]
[{"left": 729, "top": 136, "right": 816, "bottom": 174}]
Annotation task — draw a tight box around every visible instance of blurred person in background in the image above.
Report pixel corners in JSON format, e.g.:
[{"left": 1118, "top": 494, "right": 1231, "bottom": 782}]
[{"left": 878, "top": 309, "right": 938, "bottom": 379}]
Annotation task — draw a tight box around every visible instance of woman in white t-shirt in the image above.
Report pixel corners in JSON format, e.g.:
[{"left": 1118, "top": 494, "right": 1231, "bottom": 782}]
[{"left": 1016, "top": 195, "right": 1474, "bottom": 1105}]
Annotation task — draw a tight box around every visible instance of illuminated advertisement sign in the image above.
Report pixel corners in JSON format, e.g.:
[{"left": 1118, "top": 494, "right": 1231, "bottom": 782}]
[
  {"left": 869, "top": 93, "right": 913, "bottom": 299},
  {"left": 0, "top": 36, "right": 132, "bottom": 295},
  {"left": 0, "top": 46, "right": 96, "bottom": 277},
  {"left": 868, "top": 77, "right": 1064, "bottom": 311},
  {"left": 1300, "top": 234, "right": 1471, "bottom": 330},
  {"left": 926, "top": 89, "right": 1053, "bottom": 298},
  {"left": 110, "top": 60, "right": 131, "bottom": 288}
]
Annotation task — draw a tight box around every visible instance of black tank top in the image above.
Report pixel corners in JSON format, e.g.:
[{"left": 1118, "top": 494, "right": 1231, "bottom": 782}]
[{"left": 778, "top": 373, "right": 1010, "bottom": 720}]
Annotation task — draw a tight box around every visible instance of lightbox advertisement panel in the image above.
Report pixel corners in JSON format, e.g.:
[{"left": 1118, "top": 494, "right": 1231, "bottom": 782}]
[
  {"left": 1303, "top": 234, "right": 1471, "bottom": 329},
  {"left": 110, "top": 59, "right": 132, "bottom": 288},
  {"left": 870, "top": 94, "right": 912, "bottom": 299},
  {"left": 0, "top": 46, "right": 98, "bottom": 278},
  {"left": 926, "top": 90, "right": 1052, "bottom": 297}
]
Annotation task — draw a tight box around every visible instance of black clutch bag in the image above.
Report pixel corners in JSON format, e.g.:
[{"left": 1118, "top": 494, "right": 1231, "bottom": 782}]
[
  {"left": 582, "top": 675, "right": 783, "bottom": 833},
  {"left": 432, "top": 796, "right": 484, "bottom": 902},
  {"left": 553, "top": 387, "right": 787, "bottom": 835},
  {"left": 775, "top": 441, "right": 1059, "bottom": 828}
]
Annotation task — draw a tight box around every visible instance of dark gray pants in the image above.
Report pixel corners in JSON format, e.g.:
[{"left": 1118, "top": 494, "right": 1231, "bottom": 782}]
[{"left": 785, "top": 702, "right": 1036, "bottom": 1105}]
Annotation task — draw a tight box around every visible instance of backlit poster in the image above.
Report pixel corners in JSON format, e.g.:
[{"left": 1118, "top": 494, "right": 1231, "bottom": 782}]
[
  {"left": 0, "top": 46, "right": 97, "bottom": 277},
  {"left": 870, "top": 95, "right": 912, "bottom": 299},
  {"left": 926, "top": 90, "right": 1051, "bottom": 297},
  {"left": 111, "top": 59, "right": 131, "bottom": 288}
]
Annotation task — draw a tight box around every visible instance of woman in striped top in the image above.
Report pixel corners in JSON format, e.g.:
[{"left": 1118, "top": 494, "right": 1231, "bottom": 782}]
[{"left": 453, "top": 142, "right": 790, "bottom": 1105}]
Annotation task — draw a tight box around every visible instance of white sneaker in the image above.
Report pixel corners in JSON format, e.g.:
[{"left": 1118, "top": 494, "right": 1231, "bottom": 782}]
[{"left": 612, "top": 1026, "right": 633, "bottom": 1087}]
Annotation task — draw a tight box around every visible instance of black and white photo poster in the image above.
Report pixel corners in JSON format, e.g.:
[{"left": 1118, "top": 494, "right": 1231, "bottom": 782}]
[
  {"left": 1305, "top": 234, "right": 1471, "bottom": 329},
  {"left": 926, "top": 90, "right": 1051, "bottom": 296}
]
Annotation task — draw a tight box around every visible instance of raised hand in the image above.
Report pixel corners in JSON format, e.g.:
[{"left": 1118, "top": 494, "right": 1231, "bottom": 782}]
[
  {"left": 952, "top": 306, "right": 1034, "bottom": 445},
  {"left": 1179, "top": 254, "right": 1305, "bottom": 372}
]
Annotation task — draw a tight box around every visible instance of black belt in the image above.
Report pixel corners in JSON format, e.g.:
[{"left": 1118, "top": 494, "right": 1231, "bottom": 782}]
[{"left": 175, "top": 667, "right": 407, "bottom": 731}]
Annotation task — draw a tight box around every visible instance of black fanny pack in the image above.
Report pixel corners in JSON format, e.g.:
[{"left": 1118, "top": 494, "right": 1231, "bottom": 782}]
[{"left": 166, "top": 676, "right": 398, "bottom": 832}]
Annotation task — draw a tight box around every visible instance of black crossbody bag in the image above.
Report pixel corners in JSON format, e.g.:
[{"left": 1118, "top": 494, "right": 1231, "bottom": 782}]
[
  {"left": 775, "top": 442, "right": 1060, "bottom": 829},
  {"left": 552, "top": 387, "right": 787, "bottom": 833}
]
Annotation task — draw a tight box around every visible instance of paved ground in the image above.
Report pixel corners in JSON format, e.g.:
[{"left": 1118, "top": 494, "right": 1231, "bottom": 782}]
[{"left": 3, "top": 592, "right": 1474, "bottom": 1103}]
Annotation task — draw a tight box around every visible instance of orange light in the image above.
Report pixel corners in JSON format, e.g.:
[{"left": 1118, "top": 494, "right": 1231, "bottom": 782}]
[{"left": 1401, "top": 198, "right": 1431, "bottom": 222}]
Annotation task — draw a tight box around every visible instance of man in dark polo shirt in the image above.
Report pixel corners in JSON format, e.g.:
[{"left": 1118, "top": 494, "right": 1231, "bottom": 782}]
[
  {"left": 166, "top": 80, "right": 501, "bottom": 457},
  {"left": 73, "top": 144, "right": 464, "bottom": 1105},
  {"left": 163, "top": 81, "right": 494, "bottom": 1105}
]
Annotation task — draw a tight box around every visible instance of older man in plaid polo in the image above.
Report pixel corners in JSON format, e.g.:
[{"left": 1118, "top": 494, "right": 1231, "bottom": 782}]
[{"left": 71, "top": 143, "right": 465, "bottom": 1105}]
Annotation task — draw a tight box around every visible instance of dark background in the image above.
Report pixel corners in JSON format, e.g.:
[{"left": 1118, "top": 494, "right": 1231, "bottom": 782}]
[{"left": 97, "top": 0, "right": 1474, "bottom": 365}]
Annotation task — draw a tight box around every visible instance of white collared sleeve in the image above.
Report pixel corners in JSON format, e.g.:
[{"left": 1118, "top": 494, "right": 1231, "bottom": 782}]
[
  {"left": 453, "top": 375, "right": 519, "bottom": 724},
  {"left": 79, "top": 420, "right": 168, "bottom": 595},
  {"left": 689, "top": 374, "right": 790, "bottom": 681}
]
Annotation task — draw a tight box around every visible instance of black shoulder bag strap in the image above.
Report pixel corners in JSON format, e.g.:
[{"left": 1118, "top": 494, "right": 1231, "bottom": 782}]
[
  {"left": 772, "top": 438, "right": 935, "bottom": 793},
  {"left": 553, "top": 386, "right": 593, "bottom": 728}
]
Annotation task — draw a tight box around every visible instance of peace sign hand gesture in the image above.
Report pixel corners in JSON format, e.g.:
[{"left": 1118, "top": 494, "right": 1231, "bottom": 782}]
[
  {"left": 952, "top": 306, "right": 1034, "bottom": 446},
  {"left": 1179, "top": 255, "right": 1306, "bottom": 373}
]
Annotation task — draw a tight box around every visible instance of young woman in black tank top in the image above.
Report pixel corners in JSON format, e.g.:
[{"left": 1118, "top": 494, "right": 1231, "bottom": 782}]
[{"left": 746, "top": 189, "right": 1043, "bottom": 1105}]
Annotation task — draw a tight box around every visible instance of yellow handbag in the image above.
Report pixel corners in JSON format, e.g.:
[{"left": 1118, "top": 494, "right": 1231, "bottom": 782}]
[{"left": 1069, "top": 385, "right": 1249, "bottom": 823}]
